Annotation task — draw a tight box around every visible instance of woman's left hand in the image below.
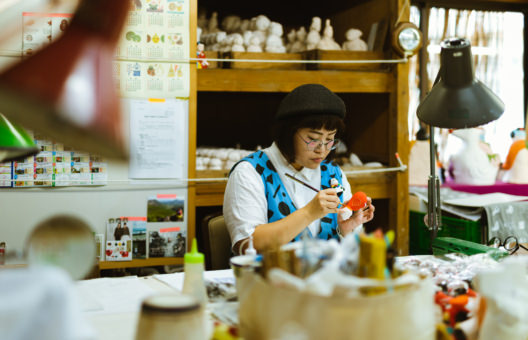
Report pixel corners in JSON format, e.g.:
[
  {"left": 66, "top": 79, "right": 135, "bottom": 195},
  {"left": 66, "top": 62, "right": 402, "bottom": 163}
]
[{"left": 337, "top": 197, "right": 375, "bottom": 236}]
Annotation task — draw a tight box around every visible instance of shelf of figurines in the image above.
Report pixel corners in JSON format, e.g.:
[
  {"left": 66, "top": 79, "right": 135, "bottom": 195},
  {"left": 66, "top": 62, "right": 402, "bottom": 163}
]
[
  {"left": 201, "top": 50, "right": 387, "bottom": 71},
  {"left": 192, "top": 147, "right": 396, "bottom": 207}
]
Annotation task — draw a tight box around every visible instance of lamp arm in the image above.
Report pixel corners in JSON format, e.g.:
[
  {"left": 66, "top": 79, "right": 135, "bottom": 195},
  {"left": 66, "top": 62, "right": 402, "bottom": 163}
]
[{"left": 428, "top": 125, "right": 441, "bottom": 244}]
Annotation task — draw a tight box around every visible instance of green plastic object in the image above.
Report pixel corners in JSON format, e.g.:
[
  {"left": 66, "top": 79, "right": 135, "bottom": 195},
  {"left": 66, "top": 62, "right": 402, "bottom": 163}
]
[
  {"left": 0, "top": 113, "right": 39, "bottom": 162},
  {"left": 432, "top": 237, "right": 508, "bottom": 260},
  {"left": 410, "top": 211, "right": 483, "bottom": 255},
  {"left": 184, "top": 238, "right": 204, "bottom": 264}
]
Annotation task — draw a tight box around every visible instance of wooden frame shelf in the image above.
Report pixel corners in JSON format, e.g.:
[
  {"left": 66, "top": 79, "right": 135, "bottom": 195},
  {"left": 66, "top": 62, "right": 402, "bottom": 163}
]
[
  {"left": 197, "top": 69, "right": 394, "bottom": 93},
  {"left": 98, "top": 258, "right": 183, "bottom": 270},
  {"left": 193, "top": 169, "right": 398, "bottom": 207},
  {"left": 192, "top": 0, "right": 410, "bottom": 255}
]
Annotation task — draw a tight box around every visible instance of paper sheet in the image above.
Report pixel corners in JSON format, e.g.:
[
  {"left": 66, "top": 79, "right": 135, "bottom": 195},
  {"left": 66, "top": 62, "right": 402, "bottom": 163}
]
[
  {"left": 76, "top": 276, "right": 156, "bottom": 314},
  {"left": 443, "top": 192, "right": 528, "bottom": 208},
  {"left": 153, "top": 269, "right": 235, "bottom": 291},
  {"left": 128, "top": 98, "right": 187, "bottom": 179}
]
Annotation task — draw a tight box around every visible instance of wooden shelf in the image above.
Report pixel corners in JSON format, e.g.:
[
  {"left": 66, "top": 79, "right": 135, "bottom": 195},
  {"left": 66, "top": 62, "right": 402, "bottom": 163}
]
[
  {"left": 98, "top": 257, "right": 183, "bottom": 270},
  {"left": 193, "top": 168, "right": 396, "bottom": 207},
  {"left": 197, "top": 69, "right": 393, "bottom": 93}
]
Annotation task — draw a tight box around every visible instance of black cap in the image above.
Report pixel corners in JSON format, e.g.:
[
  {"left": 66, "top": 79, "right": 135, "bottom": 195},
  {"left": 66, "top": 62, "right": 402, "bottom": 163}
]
[{"left": 275, "top": 84, "right": 346, "bottom": 120}]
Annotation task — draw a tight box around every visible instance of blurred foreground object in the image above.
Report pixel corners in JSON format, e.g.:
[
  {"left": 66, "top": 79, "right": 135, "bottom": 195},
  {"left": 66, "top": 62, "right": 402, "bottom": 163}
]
[
  {"left": 0, "top": 0, "right": 130, "bottom": 160},
  {"left": 473, "top": 257, "right": 528, "bottom": 339},
  {"left": 26, "top": 214, "right": 96, "bottom": 280},
  {"left": 0, "top": 266, "right": 95, "bottom": 340},
  {"left": 0, "top": 113, "right": 39, "bottom": 162}
]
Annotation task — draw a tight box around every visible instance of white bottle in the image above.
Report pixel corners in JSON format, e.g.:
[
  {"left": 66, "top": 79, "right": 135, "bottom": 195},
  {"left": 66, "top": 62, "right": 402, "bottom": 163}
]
[
  {"left": 182, "top": 239, "right": 208, "bottom": 306},
  {"left": 245, "top": 235, "right": 257, "bottom": 256}
]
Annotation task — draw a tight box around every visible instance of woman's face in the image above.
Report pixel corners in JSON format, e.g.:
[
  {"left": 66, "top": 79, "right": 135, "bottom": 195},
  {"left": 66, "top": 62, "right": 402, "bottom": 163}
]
[{"left": 293, "top": 127, "right": 337, "bottom": 169}]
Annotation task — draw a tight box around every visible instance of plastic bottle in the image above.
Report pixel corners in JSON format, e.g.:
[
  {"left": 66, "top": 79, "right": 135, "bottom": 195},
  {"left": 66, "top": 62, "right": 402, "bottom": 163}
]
[
  {"left": 182, "top": 239, "right": 208, "bottom": 306},
  {"left": 245, "top": 235, "right": 257, "bottom": 256}
]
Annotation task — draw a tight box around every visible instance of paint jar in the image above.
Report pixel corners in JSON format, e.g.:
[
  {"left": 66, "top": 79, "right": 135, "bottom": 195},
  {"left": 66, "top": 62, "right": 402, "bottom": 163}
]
[{"left": 135, "top": 293, "right": 206, "bottom": 340}]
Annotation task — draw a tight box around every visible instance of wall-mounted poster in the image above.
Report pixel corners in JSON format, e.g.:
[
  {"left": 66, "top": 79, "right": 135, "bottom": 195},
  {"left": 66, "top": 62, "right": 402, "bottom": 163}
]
[{"left": 147, "top": 194, "right": 186, "bottom": 257}]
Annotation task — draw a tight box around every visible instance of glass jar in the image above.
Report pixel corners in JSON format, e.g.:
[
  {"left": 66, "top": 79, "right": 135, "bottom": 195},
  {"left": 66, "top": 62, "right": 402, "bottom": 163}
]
[{"left": 135, "top": 293, "right": 206, "bottom": 340}]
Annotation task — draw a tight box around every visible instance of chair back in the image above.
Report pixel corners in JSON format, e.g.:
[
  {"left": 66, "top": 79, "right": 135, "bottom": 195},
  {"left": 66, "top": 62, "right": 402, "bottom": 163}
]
[{"left": 203, "top": 214, "right": 232, "bottom": 270}]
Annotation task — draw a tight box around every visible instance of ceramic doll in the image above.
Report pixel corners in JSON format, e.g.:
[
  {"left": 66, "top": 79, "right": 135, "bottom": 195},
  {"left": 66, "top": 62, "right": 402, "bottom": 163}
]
[
  {"left": 448, "top": 128, "right": 498, "bottom": 185},
  {"left": 317, "top": 19, "right": 341, "bottom": 50},
  {"left": 306, "top": 17, "right": 322, "bottom": 50},
  {"left": 290, "top": 27, "right": 307, "bottom": 53},
  {"left": 231, "top": 33, "right": 245, "bottom": 52},
  {"left": 196, "top": 41, "right": 209, "bottom": 69},
  {"left": 285, "top": 29, "right": 296, "bottom": 53},
  {"left": 247, "top": 35, "right": 263, "bottom": 52},
  {"left": 208, "top": 12, "right": 220, "bottom": 33},
  {"left": 265, "top": 22, "right": 286, "bottom": 53},
  {"left": 342, "top": 28, "right": 368, "bottom": 51}
]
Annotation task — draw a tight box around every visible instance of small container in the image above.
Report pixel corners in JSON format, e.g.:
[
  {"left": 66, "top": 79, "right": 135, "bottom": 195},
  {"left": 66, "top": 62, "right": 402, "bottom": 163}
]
[
  {"left": 230, "top": 254, "right": 262, "bottom": 297},
  {"left": 135, "top": 294, "right": 206, "bottom": 340}
]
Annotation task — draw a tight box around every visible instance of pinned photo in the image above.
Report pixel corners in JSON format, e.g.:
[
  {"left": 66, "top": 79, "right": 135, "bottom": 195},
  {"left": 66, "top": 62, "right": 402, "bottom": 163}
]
[{"left": 147, "top": 195, "right": 185, "bottom": 222}]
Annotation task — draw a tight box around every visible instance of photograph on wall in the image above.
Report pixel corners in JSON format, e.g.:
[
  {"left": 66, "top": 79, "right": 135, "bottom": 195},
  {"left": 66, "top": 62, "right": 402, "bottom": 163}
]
[
  {"left": 105, "top": 240, "right": 132, "bottom": 261},
  {"left": 106, "top": 217, "right": 132, "bottom": 242},
  {"left": 147, "top": 194, "right": 184, "bottom": 222},
  {"left": 130, "top": 217, "right": 148, "bottom": 259},
  {"left": 148, "top": 227, "right": 186, "bottom": 258}
]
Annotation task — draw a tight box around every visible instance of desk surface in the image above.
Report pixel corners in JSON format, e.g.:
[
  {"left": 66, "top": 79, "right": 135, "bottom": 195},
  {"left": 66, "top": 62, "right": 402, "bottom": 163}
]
[{"left": 79, "top": 270, "right": 235, "bottom": 340}]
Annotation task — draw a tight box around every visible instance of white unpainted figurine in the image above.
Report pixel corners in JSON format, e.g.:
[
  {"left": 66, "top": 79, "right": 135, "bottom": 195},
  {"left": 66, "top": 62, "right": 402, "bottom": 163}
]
[
  {"left": 221, "top": 34, "right": 235, "bottom": 52},
  {"left": 231, "top": 33, "right": 245, "bottom": 52},
  {"left": 239, "top": 19, "right": 250, "bottom": 32},
  {"left": 208, "top": 12, "right": 220, "bottom": 33},
  {"left": 265, "top": 35, "right": 286, "bottom": 53},
  {"left": 209, "top": 158, "right": 223, "bottom": 170},
  {"left": 247, "top": 35, "right": 263, "bottom": 52},
  {"left": 408, "top": 128, "right": 430, "bottom": 186},
  {"left": 210, "top": 31, "right": 226, "bottom": 51},
  {"left": 290, "top": 27, "right": 307, "bottom": 53},
  {"left": 265, "top": 22, "right": 286, "bottom": 53},
  {"left": 249, "top": 17, "right": 258, "bottom": 31},
  {"left": 448, "top": 128, "right": 499, "bottom": 185},
  {"left": 197, "top": 11, "right": 208, "bottom": 33},
  {"left": 285, "top": 29, "right": 296, "bottom": 53},
  {"left": 254, "top": 15, "right": 271, "bottom": 49},
  {"left": 221, "top": 15, "right": 242, "bottom": 33},
  {"left": 342, "top": 28, "right": 368, "bottom": 51},
  {"left": 306, "top": 17, "right": 322, "bottom": 50},
  {"left": 243, "top": 30, "right": 253, "bottom": 48},
  {"left": 317, "top": 19, "right": 341, "bottom": 50}
]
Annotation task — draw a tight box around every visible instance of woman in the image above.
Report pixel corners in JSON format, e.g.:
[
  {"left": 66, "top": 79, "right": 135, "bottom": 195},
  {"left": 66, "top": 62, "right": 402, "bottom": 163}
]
[{"left": 223, "top": 84, "right": 375, "bottom": 254}]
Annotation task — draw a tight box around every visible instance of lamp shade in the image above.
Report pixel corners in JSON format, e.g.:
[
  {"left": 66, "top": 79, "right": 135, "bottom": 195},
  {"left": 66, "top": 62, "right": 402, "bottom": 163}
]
[
  {"left": 417, "top": 38, "right": 504, "bottom": 129},
  {"left": 0, "top": 0, "right": 130, "bottom": 160},
  {"left": 0, "top": 113, "right": 39, "bottom": 162}
]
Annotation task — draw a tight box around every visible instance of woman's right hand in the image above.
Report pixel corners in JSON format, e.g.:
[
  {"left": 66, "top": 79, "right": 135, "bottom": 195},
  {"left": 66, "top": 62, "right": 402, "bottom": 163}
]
[{"left": 305, "top": 188, "right": 340, "bottom": 220}]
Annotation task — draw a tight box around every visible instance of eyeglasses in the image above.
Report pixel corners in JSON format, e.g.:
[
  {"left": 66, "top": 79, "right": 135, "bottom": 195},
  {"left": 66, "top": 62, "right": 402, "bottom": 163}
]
[
  {"left": 487, "top": 236, "right": 528, "bottom": 255},
  {"left": 299, "top": 135, "right": 339, "bottom": 151}
]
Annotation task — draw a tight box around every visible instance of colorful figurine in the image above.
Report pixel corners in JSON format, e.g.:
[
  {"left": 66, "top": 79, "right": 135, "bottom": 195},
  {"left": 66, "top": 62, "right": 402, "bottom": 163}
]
[{"left": 196, "top": 42, "right": 209, "bottom": 69}]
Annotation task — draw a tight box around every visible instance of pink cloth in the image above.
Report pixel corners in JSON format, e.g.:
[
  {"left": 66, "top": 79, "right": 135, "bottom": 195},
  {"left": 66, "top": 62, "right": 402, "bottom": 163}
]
[{"left": 443, "top": 181, "right": 528, "bottom": 196}]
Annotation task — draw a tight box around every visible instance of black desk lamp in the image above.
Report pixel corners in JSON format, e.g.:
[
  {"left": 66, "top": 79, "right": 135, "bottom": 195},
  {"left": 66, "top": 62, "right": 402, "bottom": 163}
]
[{"left": 416, "top": 38, "right": 505, "bottom": 243}]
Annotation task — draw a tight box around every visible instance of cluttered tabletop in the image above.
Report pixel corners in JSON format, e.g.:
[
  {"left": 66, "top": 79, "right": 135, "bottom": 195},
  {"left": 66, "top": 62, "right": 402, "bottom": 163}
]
[{"left": 72, "top": 241, "right": 528, "bottom": 340}]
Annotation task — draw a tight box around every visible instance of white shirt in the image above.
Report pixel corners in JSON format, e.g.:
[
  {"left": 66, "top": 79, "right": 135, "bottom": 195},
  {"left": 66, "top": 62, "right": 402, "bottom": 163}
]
[{"left": 223, "top": 143, "right": 355, "bottom": 251}]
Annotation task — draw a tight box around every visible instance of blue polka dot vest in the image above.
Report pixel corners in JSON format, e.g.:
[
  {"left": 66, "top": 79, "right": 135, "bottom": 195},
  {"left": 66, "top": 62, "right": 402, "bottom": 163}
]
[{"left": 232, "top": 150, "right": 344, "bottom": 242}]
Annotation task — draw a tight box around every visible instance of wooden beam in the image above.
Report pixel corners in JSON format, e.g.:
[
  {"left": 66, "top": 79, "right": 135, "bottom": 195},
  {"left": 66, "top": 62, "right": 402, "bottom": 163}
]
[{"left": 198, "top": 69, "right": 394, "bottom": 93}]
